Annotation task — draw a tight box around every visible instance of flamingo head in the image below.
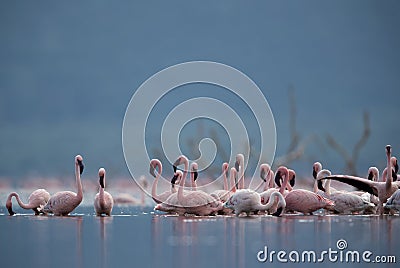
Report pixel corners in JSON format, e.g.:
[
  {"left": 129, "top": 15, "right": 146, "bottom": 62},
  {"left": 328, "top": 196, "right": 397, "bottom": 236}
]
[
  {"left": 149, "top": 162, "right": 157, "bottom": 178},
  {"left": 391, "top": 157, "right": 399, "bottom": 174},
  {"left": 235, "top": 154, "right": 244, "bottom": 172},
  {"left": 5, "top": 199, "right": 15, "bottom": 216},
  {"left": 222, "top": 162, "right": 229, "bottom": 172},
  {"left": 75, "top": 155, "right": 84, "bottom": 174},
  {"left": 312, "top": 162, "right": 322, "bottom": 179},
  {"left": 98, "top": 168, "right": 106, "bottom": 188},
  {"left": 260, "top": 164, "right": 270, "bottom": 183},
  {"left": 367, "top": 168, "right": 375, "bottom": 181},
  {"left": 173, "top": 155, "right": 188, "bottom": 173},
  {"left": 289, "top": 169, "right": 296, "bottom": 187},
  {"left": 171, "top": 170, "right": 183, "bottom": 187},
  {"left": 191, "top": 162, "right": 198, "bottom": 181},
  {"left": 386, "top": 145, "right": 392, "bottom": 156}
]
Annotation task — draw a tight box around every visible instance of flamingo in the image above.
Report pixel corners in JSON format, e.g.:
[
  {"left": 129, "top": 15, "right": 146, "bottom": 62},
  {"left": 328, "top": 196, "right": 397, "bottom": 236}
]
[
  {"left": 235, "top": 154, "right": 245, "bottom": 189},
  {"left": 6, "top": 189, "right": 50, "bottom": 215},
  {"left": 276, "top": 166, "right": 334, "bottom": 215},
  {"left": 42, "top": 155, "right": 84, "bottom": 216},
  {"left": 150, "top": 159, "right": 178, "bottom": 204},
  {"left": 153, "top": 171, "right": 185, "bottom": 215},
  {"left": 173, "top": 155, "right": 223, "bottom": 216},
  {"left": 317, "top": 169, "right": 375, "bottom": 214},
  {"left": 224, "top": 190, "right": 286, "bottom": 217},
  {"left": 318, "top": 145, "right": 400, "bottom": 214},
  {"left": 384, "top": 189, "right": 400, "bottom": 211},
  {"left": 94, "top": 168, "right": 114, "bottom": 216}
]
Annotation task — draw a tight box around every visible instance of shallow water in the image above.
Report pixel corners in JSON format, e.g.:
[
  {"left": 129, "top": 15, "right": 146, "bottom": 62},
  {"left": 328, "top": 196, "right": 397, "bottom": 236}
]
[{"left": 0, "top": 206, "right": 399, "bottom": 268}]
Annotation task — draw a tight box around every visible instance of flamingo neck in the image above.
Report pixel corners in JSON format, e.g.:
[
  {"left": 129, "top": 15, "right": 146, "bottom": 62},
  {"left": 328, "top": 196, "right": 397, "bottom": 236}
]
[
  {"left": 325, "top": 179, "right": 332, "bottom": 196},
  {"left": 239, "top": 159, "right": 244, "bottom": 189},
  {"left": 229, "top": 169, "right": 237, "bottom": 193},
  {"left": 9, "top": 192, "right": 32, "bottom": 209},
  {"left": 223, "top": 167, "right": 228, "bottom": 191},
  {"left": 75, "top": 163, "right": 83, "bottom": 202},
  {"left": 267, "top": 170, "right": 275, "bottom": 190},
  {"left": 151, "top": 161, "right": 162, "bottom": 203},
  {"left": 177, "top": 172, "right": 186, "bottom": 204},
  {"left": 387, "top": 151, "right": 392, "bottom": 188},
  {"left": 278, "top": 168, "right": 289, "bottom": 194},
  {"left": 191, "top": 172, "right": 197, "bottom": 191}
]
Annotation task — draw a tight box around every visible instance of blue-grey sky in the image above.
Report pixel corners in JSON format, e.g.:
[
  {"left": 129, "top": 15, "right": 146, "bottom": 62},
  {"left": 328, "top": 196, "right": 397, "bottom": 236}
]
[{"left": 0, "top": 1, "right": 399, "bottom": 179}]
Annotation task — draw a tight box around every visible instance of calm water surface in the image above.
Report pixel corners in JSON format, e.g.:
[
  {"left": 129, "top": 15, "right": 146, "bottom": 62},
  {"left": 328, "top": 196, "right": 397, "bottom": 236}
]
[{"left": 0, "top": 206, "right": 398, "bottom": 268}]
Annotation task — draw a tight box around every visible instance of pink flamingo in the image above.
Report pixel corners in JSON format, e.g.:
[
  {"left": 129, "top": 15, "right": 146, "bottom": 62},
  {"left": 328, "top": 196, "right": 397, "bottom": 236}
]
[
  {"left": 254, "top": 164, "right": 274, "bottom": 192},
  {"left": 224, "top": 189, "right": 286, "bottom": 217},
  {"left": 276, "top": 166, "right": 334, "bottom": 215},
  {"left": 150, "top": 159, "right": 177, "bottom": 204},
  {"left": 6, "top": 189, "right": 50, "bottom": 215},
  {"left": 317, "top": 169, "right": 374, "bottom": 214},
  {"left": 319, "top": 145, "right": 400, "bottom": 214},
  {"left": 94, "top": 168, "right": 114, "bottom": 216},
  {"left": 43, "top": 155, "right": 84, "bottom": 216},
  {"left": 153, "top": 170, "right": 185, "bottom": 215},
  {"left": 173, "top": 155, "right": 223, "bottom": 216}
]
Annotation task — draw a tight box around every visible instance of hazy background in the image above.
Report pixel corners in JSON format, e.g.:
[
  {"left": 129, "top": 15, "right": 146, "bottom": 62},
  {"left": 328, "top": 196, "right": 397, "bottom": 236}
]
[{"left": 1, "top": 1, "right": 399, "bottom": 182}]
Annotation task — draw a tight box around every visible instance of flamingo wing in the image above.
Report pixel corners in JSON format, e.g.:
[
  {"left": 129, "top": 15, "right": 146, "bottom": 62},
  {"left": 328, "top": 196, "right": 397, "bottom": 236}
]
[{"left": 320, "top": 175, "right": 378, "bottom": 196}]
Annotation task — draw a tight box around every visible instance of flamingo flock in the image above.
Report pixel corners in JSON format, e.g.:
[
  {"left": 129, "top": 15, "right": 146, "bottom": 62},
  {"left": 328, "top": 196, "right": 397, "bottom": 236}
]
[{"left": 4, "top": 145, "right": 400, "bottom": 217}]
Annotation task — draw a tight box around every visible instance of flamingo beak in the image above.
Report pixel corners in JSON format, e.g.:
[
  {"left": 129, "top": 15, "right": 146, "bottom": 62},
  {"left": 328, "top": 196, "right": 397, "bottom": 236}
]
[
  {"left": 290, "top": 174, "right": 296, "bottom": 187},
  {"left": 99, "top": 174, "right": 105, "bottom": 188},
  {"left": 260, "top": 169, "right": 266, "bottom": 182},
  {"left": 317, "top": 180, "right": 326, "bottom": 192},
  {"left": 235, "top": 160, "right": 239, "bottom": 173},
  {"left": 272, "top": 207, "right": 283, "bottom": 217},
  {"left": 173, "top": 157, "right": 182, "bottom": 173},
  {"left": 395, "top": 160, "right": 399, "bottom": 174},
  {"left": 392, "top": 169, "right": 397, "bottom": 182},
  {"left": 274, "top": 171, "right": 282, "bottom": 187},
  {"left": 386, "top": 145, "right": 392, "bottom": 154},
  {"left": 193, "top": 169, "right": 198, "bottom": 181},
  {"left": 171, "top": 173, "right": 179, "bottom": 185},
  {"left": 367, "top": 171, "right": 374, "bottom": 181},
  {"left": 149, "top": 164, "right": 156, "bottom": 178},
  {"left": 312, "top": 169, "right": 317, "bottom": 179},
  {"left": 77, "top": 160, "right": 84, "bottom": 174}
]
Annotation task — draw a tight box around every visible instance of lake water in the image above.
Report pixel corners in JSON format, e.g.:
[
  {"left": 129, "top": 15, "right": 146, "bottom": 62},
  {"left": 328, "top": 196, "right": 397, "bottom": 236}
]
[{"left": 0, "top": 206, "right": 398, "bottom": 268}]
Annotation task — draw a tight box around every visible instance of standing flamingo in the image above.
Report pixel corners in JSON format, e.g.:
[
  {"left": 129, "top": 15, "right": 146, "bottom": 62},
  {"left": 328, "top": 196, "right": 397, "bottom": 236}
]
[
  {"left": 94, "top": 168, "right": 114, "bottom": 216},
  {"left": 317, "top": 169, "right": 375, "bottom": 214},
  {"left": 6, "top": 189, "right": 50, "bottom": 215},
  {"left": 276, "top": 166, "right": 334, "bottom": 215},
  {"left": 150, "top": 159, "right": 179, "bottom": 204},
  {"left": 43, "top": 155, "right": 84, "bottom": 216},
  {"left": 318, "top": 145, "right": 400, "bottom": 214}
]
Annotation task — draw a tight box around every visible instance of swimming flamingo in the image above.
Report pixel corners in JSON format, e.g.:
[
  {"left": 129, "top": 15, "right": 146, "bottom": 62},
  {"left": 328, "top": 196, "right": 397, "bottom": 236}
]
[
  {"left": 94, "top": 168, "right": 114, "bottom": 216},
  {"left": 384, "top": 189, "right": 400, "bottom": 211},
  {"left": 235, "top": 154, "right": 245, "bottom": 189},
  {"left": 42, "top": 155, "right": 84, "bottom": 216},
  {"left": 224, "top": 190, "right": 286, "bottom": 217},
  {"left": 276, "top": 166, "right": 334, "bottom": 215},
  {"left": 317, "top": 169, "right": 375, "bottom": 214},
  {"left": 6, "top": 189, "right": 50, "bottom": 215},
  {"left": 150, "top": 159, "right": 178, "bottom": 204},
  {"left": 319, "top": 145, "right": 400, "bottom": 214}
]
